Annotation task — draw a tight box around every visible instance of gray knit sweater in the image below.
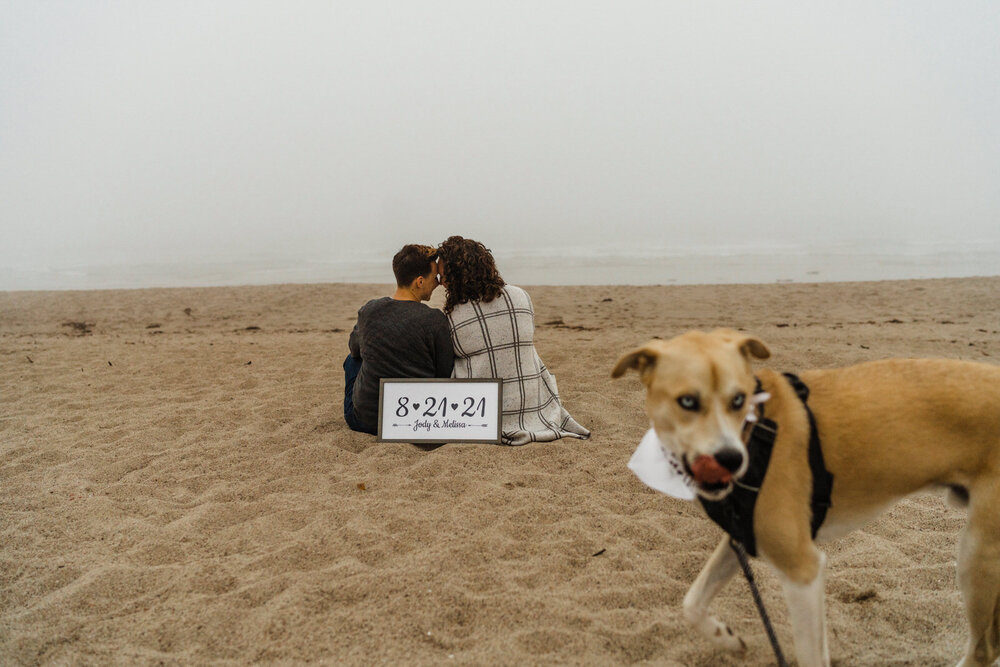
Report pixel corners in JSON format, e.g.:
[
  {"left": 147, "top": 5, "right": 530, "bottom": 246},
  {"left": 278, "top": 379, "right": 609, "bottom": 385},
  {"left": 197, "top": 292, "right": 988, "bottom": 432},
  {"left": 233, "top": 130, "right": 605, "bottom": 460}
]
[{"left": 348, "top": 297, "right": 454, "bottom": 430}]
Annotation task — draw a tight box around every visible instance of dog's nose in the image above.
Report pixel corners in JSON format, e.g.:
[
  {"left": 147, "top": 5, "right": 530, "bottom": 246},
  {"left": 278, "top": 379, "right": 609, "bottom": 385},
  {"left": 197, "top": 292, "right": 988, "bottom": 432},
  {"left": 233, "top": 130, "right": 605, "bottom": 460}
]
[{"left": 714, "top": 448, "right": 744, "bottom": 473}]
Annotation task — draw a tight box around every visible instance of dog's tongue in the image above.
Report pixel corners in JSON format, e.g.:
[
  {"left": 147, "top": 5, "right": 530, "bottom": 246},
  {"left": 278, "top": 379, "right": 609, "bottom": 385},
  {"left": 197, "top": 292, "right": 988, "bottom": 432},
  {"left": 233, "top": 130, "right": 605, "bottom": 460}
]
[{"left": 691, "top": 455, "right": 732, "bottom": 485}]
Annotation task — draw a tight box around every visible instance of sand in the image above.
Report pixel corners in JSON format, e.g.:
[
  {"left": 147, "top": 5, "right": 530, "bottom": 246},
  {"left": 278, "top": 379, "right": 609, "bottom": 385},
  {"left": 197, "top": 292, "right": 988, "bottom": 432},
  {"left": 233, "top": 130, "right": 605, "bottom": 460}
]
[{"left": 2, "top": 277, "right": 999, "bottom": 665}]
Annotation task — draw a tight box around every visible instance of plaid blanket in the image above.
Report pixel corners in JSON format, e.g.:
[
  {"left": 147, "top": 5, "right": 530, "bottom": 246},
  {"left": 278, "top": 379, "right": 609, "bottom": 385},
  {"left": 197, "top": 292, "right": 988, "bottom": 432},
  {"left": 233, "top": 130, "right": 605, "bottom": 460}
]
[{"left": 448, "top": 285, "right": 591, "bottom": 446}]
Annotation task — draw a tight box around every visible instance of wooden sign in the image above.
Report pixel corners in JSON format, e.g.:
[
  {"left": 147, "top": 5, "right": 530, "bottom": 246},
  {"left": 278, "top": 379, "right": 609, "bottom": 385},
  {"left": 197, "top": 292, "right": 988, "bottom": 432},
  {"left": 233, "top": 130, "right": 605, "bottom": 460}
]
[{"left": 377, "top": 378, "right": 503, "bottom": 443}]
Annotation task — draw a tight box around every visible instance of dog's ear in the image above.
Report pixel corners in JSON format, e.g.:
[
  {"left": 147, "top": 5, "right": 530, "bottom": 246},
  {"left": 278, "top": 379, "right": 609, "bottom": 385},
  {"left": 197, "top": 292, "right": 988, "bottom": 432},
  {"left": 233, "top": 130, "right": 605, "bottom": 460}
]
[
  {"left": 612, "top": 344, "right": 660, "bottom": 381},
  {"left": 738, "top": 336, "right": 770, "bottom": 360},
  {"left": 712, "top": 328, "right": 771, "bottom": 361}
]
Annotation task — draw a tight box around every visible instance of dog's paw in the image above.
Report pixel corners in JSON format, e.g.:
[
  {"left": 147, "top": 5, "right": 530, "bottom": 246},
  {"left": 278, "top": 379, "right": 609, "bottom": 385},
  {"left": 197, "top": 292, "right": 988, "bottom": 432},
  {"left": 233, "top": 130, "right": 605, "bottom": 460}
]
[{"left": 702, "top": 617, "right": 746, "bottom": 653}]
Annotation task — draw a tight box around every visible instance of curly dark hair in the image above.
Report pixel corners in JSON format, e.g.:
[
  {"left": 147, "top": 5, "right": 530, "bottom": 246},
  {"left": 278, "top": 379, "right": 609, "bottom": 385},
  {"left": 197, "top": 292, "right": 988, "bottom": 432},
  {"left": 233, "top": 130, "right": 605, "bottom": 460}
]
[{"left": 437, "top": 236, "right": 505, "bottom": 314}]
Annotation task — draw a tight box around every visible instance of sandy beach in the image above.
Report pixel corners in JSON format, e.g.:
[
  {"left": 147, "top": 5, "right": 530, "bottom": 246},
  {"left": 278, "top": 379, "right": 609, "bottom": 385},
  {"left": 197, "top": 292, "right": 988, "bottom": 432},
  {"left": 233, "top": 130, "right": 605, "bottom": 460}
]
[{"left": 2, "top": 276, "right": 999, "bottom": 665}]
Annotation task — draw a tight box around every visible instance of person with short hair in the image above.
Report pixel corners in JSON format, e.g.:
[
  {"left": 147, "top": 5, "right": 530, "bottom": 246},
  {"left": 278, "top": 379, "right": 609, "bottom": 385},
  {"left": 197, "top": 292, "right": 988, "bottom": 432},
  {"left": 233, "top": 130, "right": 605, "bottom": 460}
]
[
  {"left": 436, "top": 236, "right": 590, "bottom": 446},
  {"left": 344, "top": 244, "right": 454, "bottom": 434}
]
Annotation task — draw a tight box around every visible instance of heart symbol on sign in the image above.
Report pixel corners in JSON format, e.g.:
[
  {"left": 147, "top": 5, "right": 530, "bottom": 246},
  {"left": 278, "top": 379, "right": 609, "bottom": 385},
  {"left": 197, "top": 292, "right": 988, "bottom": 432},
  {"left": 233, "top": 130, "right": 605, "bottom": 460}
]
[
  {"left": 412, "top": 403, "right": 420, "bottom": 411},
  {"left": 451, "top": 403, "right": 458, "bottom": 410}
]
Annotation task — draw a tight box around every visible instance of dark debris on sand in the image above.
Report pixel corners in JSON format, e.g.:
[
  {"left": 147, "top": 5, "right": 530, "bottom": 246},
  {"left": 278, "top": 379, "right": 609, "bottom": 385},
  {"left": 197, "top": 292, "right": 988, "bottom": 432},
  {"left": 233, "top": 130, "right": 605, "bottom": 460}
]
[{"left": 62, "top": 321, "right": 94, "bottom": 336}]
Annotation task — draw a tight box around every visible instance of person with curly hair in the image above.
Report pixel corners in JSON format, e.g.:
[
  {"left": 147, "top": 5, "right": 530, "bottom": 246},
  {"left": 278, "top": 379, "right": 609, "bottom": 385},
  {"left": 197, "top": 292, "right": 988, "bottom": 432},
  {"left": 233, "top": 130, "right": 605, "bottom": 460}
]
[
  {"left": 436, "top": 236, "right": 590, "bottom": 446},
  {"left": 344, "top": 244, "right": 454, "bottom": 434}
]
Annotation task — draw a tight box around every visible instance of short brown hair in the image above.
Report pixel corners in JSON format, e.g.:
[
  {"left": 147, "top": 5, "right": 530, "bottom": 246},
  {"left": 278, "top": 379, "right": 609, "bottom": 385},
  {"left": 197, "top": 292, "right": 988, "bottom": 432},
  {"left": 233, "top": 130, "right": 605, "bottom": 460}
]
[
  {"left": 392, "top": 244, "right": 437, "bottom": 287},
  {"left": 437, "top": 236, "right": 505, "bottom": 314}
]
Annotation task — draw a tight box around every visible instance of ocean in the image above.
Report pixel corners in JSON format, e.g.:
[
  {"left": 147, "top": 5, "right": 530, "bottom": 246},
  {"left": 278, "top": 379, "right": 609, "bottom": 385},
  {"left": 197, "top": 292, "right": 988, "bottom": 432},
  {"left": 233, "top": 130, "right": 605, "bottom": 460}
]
[{"left": 2, "top": 241, "right": 999, "bottom": 291}]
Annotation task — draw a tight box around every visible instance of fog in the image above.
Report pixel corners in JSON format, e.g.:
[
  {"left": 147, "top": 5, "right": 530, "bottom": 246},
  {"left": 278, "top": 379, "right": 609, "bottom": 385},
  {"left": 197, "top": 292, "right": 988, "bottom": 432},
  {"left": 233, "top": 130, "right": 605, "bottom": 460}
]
[{"left": 2, "top": 2, "right": 999, "bottom": 288}]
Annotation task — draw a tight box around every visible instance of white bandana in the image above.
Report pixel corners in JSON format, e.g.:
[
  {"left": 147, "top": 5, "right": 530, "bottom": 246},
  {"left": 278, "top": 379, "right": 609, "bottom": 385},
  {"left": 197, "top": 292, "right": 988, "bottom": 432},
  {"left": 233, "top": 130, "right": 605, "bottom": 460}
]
[{"left": 627, "top": 427, "right": 697, "bottom": 500}]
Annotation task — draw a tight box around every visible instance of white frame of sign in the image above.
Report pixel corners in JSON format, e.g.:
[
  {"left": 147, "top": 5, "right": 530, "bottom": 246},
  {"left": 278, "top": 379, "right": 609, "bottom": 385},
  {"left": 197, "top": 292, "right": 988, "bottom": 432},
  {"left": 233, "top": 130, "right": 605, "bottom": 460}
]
[{"left": 377, "top": 378, "right": 503, "bottom": 444}]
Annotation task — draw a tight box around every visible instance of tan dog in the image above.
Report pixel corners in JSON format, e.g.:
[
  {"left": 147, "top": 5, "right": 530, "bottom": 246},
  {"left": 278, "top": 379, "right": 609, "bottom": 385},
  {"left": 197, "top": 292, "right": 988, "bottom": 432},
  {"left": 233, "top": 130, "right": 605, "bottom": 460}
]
[{"left": 612, "top": 329, "right": 1000, "bottom": 667}]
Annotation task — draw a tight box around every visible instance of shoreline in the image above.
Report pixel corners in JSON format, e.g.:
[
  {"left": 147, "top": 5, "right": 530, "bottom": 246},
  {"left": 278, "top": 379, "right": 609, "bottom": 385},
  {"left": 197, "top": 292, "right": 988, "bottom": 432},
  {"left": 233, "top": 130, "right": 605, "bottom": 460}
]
[
  {"left": 4, "top": 244, "right": 1000, "bottom": 291},
  {"left": 2, "top": 271, "right": 999, "bottom": 295}
]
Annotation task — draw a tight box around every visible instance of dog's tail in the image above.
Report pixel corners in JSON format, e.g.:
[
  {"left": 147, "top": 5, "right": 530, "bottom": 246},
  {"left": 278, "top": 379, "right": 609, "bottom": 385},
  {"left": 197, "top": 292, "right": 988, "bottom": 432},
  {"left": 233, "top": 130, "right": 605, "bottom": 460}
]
[{"left": 946, "top": 484, "right": 970, "bottom": 509}]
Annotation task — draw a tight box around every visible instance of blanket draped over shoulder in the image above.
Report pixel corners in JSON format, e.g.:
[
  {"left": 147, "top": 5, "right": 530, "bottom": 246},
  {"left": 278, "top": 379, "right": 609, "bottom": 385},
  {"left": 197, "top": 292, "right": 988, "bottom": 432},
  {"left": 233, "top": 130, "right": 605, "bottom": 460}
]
[{"left": 448, "top": 285, "right": 591, "bottom": 446}]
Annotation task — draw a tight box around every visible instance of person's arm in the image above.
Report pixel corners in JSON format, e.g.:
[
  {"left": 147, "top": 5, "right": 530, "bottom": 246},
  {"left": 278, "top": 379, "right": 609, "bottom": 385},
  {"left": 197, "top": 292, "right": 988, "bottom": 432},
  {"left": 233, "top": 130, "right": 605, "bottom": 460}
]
[
  {"left": 349, "top": 322, "right": 362, "bottom": 359},
  {"left": 433, "top": 314, "right": 455, "bottom": 378},
  {"left": 524, "top": 287, "right": 535, "bottom": 318}
]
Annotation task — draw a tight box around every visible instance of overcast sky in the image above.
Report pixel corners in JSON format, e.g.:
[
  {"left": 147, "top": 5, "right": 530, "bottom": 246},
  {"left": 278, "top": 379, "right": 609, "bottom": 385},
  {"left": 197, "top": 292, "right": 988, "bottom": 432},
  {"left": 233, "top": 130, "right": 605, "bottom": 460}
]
[{"left": 2, "top": 1, "right": 999, "bottom": 273}]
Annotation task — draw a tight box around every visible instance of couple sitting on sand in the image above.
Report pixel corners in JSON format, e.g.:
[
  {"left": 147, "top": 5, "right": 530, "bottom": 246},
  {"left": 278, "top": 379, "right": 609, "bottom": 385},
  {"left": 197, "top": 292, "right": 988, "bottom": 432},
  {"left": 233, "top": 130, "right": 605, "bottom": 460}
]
[{"left": 344, "top": 236, "right": 590, "bottom": 446}]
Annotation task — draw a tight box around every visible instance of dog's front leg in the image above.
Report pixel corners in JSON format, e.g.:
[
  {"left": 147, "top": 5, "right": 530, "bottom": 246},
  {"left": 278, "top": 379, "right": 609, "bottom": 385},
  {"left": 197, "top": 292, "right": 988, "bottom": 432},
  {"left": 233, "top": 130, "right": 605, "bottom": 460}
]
[
  {"left": 778, "top": 549, "right": 830, "bottom": 667},
  {"left": 683, "top": 536, "right": 746, "bottom": 652}
]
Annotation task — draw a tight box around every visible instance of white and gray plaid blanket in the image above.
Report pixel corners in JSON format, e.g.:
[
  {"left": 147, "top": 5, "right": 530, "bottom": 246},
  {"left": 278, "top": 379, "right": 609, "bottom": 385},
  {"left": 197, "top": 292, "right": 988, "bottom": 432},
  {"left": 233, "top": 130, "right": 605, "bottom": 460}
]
[{"left": 448, "top": 285, "right": 591, "bottom": 446}]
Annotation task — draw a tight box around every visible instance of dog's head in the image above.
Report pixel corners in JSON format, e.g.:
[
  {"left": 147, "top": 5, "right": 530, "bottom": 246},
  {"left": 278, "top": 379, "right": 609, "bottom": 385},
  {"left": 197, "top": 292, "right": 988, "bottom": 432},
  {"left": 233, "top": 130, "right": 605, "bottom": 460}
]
[{"left": 612, "top": 329, "right": 770, "bottom": 500}]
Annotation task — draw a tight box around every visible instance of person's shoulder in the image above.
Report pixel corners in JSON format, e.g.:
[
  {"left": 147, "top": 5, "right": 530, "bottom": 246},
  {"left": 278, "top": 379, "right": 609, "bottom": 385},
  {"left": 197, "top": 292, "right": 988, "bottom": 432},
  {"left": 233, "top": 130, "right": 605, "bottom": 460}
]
[
  {"left": 420, "top": 304, "right": 449, "bottom": 325},
  {"left": 503, "top": 284, "right": 528, "bottom": 297},
  {"left": 502, "top": 284, "right": 532, "bottom": 304},
  {"left": 360, "top": 296, "right": 391, "bottom": 309},
  {"left": 358, "top": 296, "right": 391, "bottom": 315}
]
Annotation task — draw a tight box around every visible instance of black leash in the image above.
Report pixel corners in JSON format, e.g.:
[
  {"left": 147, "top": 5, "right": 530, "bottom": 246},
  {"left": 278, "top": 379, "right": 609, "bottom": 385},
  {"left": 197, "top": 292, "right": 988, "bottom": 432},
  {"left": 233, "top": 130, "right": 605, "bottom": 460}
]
[{"left": 730, "top": 538, "right": 789, "bottom": 667}]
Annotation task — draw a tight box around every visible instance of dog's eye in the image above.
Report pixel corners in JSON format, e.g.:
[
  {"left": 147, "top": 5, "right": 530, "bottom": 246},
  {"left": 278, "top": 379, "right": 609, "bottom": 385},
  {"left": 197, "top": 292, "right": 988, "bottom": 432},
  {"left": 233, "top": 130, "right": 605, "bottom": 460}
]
[
  {"left": 731, "top": 393, "right": 746, "bottom": 410},
  {"left": 677, "top": 395, "right": 700, "bottom": 411}
]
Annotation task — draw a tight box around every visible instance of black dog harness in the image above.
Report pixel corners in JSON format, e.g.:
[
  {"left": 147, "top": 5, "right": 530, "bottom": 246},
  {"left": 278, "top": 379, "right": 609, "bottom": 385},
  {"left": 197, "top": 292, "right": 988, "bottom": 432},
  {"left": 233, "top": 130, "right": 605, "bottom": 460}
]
[{"left": 698, "top": 373, "right": 834, "bottom": 557}]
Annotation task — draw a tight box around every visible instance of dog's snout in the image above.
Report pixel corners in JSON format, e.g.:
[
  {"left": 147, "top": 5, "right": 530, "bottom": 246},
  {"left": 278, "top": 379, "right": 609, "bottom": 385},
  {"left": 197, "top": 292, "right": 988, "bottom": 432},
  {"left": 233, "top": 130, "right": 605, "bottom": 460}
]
[{"left": 714, "top": 448, "right": 744, "bottom": 473}]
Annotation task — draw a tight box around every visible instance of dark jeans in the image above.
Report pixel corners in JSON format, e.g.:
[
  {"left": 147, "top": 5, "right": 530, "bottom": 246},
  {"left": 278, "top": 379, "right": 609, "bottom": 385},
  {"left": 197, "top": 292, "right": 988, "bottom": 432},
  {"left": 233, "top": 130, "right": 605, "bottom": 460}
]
[{"left": 343, "top": 354, "right": 377, "bottom": 435}]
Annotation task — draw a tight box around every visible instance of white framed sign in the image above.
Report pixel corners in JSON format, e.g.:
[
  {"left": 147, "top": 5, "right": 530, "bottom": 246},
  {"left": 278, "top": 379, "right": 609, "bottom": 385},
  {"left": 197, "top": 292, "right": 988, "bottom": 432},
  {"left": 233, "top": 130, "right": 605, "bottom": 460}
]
[{"left": 377, "top": 378, "right": 503, "bottom": 443}]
